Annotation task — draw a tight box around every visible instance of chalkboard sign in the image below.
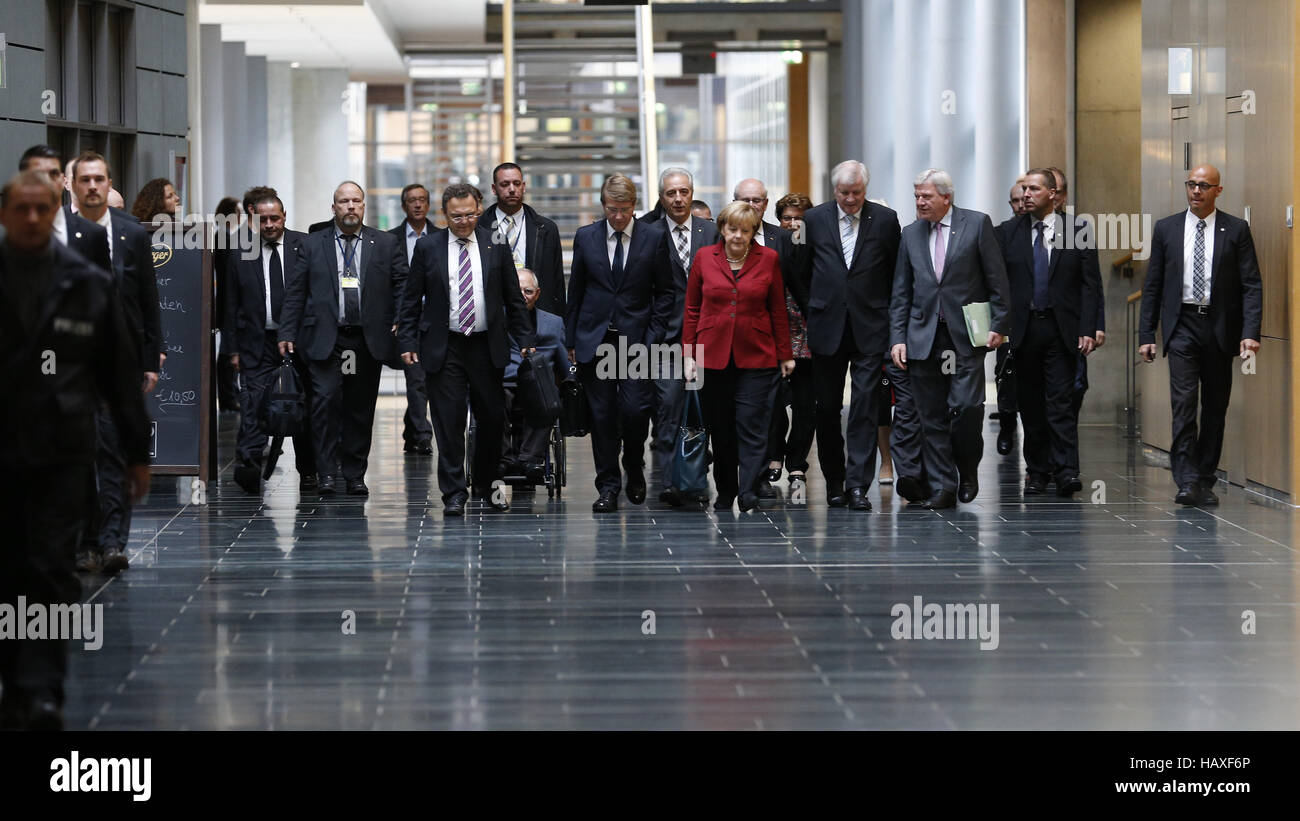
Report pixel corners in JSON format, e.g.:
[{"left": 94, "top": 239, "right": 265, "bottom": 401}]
[{"left": 144, "top": 239, "right": 211, "bottom": 479}]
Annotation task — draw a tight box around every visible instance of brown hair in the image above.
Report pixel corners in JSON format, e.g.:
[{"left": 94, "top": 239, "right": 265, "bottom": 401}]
[{"left": 716, "top": 200, "right": 761, "bottom": 233}]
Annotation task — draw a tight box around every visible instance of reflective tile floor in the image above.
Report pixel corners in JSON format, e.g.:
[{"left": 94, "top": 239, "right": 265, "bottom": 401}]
[{"left": 68, "top": 398, "right": 1300, "bottom": 730}]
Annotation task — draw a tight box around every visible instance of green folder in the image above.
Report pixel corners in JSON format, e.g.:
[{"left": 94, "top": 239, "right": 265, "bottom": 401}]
[{"left": 962, "top": 302, "right": 994, "bottom": 347}]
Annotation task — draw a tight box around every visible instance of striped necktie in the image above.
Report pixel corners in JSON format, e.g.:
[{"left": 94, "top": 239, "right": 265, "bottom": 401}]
[
  {"left": 1192, "top": 218, "right": 1207, "bottom": 304},
  {"left": 841, "top": 213, "right": 856, "bottom": 267},
  {"left": 457, "top": 238, "right": 475, "bottom": 334},
  {"left": 675, "top": 223, "right": 691, "bottom": 270}
]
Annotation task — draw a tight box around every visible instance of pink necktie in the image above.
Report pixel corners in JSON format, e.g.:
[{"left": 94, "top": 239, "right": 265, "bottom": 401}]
[{"left": 933, "top": 222, "right": 945, "bottom": 282}]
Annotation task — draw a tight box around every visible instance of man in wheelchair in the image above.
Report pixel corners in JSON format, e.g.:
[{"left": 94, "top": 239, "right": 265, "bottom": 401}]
[{"left": 501, "top": 268, "right": 567, "bottom": 488}]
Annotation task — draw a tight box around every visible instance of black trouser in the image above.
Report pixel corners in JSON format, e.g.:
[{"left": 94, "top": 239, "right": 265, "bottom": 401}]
[
  {"left": 306, "top": 326, "right": 382, "bottom": 482},
  {"left": 1070, "top": 352, "right": 1090, "bottom": 422},
  {"left": 995, "top": 344, "right": 1017, "bottom": 423},
  {"left": 766, "top": 358, "right": 816, "bottom": 473},
  {"left": 1015, "top": 310, "right": 1079, "bottom": 482},
  {"left": 217, "top": 354, "right": 241, "bottom": 412},
  {"left": 886, "top": 358, "right": 928, "bottom": 490},
  {"left": 0, "top": 464, "right": 89, "bottom": 706},
  {"left": 653, "top": 340, "right": 688, "bottom": 489},
  {"left": 811, "top": 326, "right": 880, "bottom": 488},
  {"left": 237, "top": 331, "right": 317, "bottom": 475},
  {"left": 429, "top": 332, "right": 505, "bottom": 501},
  {"left": 402, "top": 362, "right": 433, "bottom": 445},
  {"left": 578, "top": 331, "right": 653, "bottom": 495},
  {"left": 81, "top": 406, "right": 131, "bottom": 555},
  {"left": 1167, "top": 306, "right": 1234, "bottom": 488},
  {"left": 502, "top": 385, "right": 550, "bottom": 468},
  {"left": 703, "top": 362, "right": 778, "bottom": 499},
  {"left": 909, "top": 322, "right": 987, "bottom": 494}
]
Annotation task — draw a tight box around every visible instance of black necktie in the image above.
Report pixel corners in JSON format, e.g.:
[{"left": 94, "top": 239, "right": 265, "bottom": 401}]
[
  {"left": 1032, "top": 221, "right": 1049, "bottom": 309},
  {"left": 268, "top": 240, "right": 283, "bottom": 324},
  {"left": 342, "top": 234, "right": 361, "bottom": 324},
  {"left": 612, "top": 230, "right": 625, "bottom": 281}
]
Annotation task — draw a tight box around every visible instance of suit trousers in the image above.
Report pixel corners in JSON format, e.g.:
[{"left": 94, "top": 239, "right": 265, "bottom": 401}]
[
  {"left": 1070, "top": 352, "right": 1090, "bottom": 422},
  {"left": 811, "top": 326, "right": 880, "bottom": 488},
  {"left": 703, "top": 362, "right": 778, "bottom": 498},
  {"left": 1167, "top": 307, "right": 1235, "bottom": 488},
  {"left": 1015, "top": 310, "right": 1079, "bottom": 481},
  {"left": 0, "top": 464, "right": 89, "bottom": 705},
  {"left": 502, "top": 385, "right": 551, "bottom": 468},
  {"left": 766, "top": 359, "right": 816, "bottom": 473},
  {"left": 995, "top": 344, "right": 1018, "bottom": 421},
  {"left": 578, "top": 331, "right": 653, "bottom": 494},
  {"left": 886, "top": 358, "right": 928, "bottom": 490},
  {"left": 429, "top": 332, "right": 506, "bottom": 501},
  {"left": 909, "top": 322, "right": 988, "bottom": 493},
  {"left": 653, "top": 342, "right": 687, "bottom": 489},
  {"left": 402, "top": 362, "right": 433, "bottom": 445},
  {"left": 306, "top": 327, "right": 382, "bottom": 482},
  {"left": 80, "top": 406, "right": 132, "bottom": 555},
  {"left": 238, "top": 331, "right": 317, "bottom": 476}
]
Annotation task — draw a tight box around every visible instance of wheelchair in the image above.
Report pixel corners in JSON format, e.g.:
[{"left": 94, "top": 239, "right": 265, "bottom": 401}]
[{"left": 465, "top": 408, "right": 567, "bottom": 499}]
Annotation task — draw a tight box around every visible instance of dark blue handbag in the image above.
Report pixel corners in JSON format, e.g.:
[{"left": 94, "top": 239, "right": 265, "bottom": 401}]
[{"left": 670, "top": 390, "right": 710, "bottom": 493}]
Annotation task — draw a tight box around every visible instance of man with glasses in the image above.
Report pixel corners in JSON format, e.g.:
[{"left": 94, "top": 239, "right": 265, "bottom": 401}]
[
  {"left": 389, "top": 183, "right": 435, "bottom": 455},
  {"left": 565, "top": 174, "right": 674, "bottom": 512},
  {"left": 1139, "top": 164, "right": 1262, "bottom": 506},
  {"left": 399, "top": 183, "right": 534, "bottom": 515}
]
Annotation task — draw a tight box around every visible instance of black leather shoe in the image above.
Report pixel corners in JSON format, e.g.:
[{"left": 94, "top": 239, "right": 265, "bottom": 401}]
[
  {"left": 475, "top": 486, "right": 510, "bottom": 512},
  {"left": 1024, "top": 476, "right": 1048, "bottom": 496},
  {"left": 234, "top": 461, "right": 261, "bottom": 494},
  {"left": 826, "top": 481, "right": 848, "bottom": 507},
  {"left": 1198, "top": 486, "right": 1220, "bottom": 506},
  {"left": 404, "top": 440, "right": 433, "bottom": 455},
  {"left": 714, "top": 494, "right": 736, "bottom": 512},
  {"left": 1175, "top": 483, "right": 1199, "bottom": 505},
  {"left": 764, "top": 466, "right": 782, "bottom": 482},
  {"left": 847, "top": 486, "right": 872, "bottom": 511},
  {"left": 593, "top": 491, "right": 618, "bottom": 513},
  {"left": 444, "top": 493, "right": 468, "bottom": 516},
  {"left": 625, "top": 468, "right": 647, "bottom": 505},
  {"left": 75, "top": 550, "right": 101, "bottom": 573},
  {"left": 755, "top": 481, "right": 778, "bottom": 499},
  {"left": 347, "top": 479, "right": 369, "bottom": 496},
  {"left": 738, "top": 492, "right": 760, "bottom": 513},
  {"left": 921, "top": 490, "right": 957, "bottom": 510},
  {"left": 318, "top": 475, "right": 337, "bottom": 496},
  {"left": 996, "top": 425, "right": 1015, "bottom": 455},
  {"left": 659, "top": 487, "right": 683, "bottom": 507},
  {"left": 895, "top": 476, "right": 926, "bottom": 503},
  {"left": 299, "top": 473, "right": 318, "bottom": 492},
  {"left": 957, "top": 478, "right": 979, "bottom": 504},
  {"left": 101, "top": 546, "right": 130, "bottom": 574},
  {"left": 1056, "top": 476, "right": 1083, "bottom": 497}
]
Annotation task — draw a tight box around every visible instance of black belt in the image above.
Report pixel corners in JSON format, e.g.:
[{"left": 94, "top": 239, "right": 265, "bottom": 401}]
[
  {"left": 338, "top": 324, "right": 364, "bottom": 333},
  {"left": 1181, "top": 303, "right": 1210, "bottom": 315},
  {"left": 1030, "top": 308, "right": 1052, "bottom": 320}
]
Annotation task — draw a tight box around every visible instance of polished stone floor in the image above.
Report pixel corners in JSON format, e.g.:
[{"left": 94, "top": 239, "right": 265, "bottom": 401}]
[{"left": 67, "top": 397, "right": 1300, "bottom": 730}]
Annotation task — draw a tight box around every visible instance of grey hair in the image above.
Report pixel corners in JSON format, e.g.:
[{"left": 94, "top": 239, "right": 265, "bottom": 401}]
[
  {"left": 913, "top": 168, "right": 954, "bottom": 198},
  {"left": 831, "top": 160, "right": 870, "bottom": 189},
  {"left": 659, "top": 166, "right": 693, "bottom": 192}
]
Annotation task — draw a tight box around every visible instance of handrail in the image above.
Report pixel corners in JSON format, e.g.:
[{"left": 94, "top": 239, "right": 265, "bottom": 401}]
[
  {"left": 1122, "top": 292, "right": 1143, "bottom": 436},
  {"left": 1126, "top": 290, "right": 1142, "bottom": 304},
  {"left": 1112, "top": 250, "right": 1135, "bottom": 270}
]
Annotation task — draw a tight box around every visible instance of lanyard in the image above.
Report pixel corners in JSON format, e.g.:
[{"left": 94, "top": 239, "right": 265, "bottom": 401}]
[{"left": 336, "top": 234, "right": 359, "bottom": 275}]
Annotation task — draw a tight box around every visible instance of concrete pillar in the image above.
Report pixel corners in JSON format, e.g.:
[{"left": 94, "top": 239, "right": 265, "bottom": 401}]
[
  {"left": 199, "top": 24, "right": 224, "bottom": 217},
  {"left": 291, "top": 68, "right": 350, "bottom": 233},
  {"left": 267, "top": 61, "right": 296, "bottom": 227}
]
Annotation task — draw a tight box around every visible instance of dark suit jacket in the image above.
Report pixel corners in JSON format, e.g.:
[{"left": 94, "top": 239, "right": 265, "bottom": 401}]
[
  {"left": 564, "top": 217, "right": 674, "bottom": 364},
  {"left": 505, "top": 308, "right": 567, "bottom": 384},
  {"left": 892, "top": 206, "right": 1011, "bottom": 359},
  {"left": 307, "top": 219, "right": 333, "bottom": 234},
  {"left": 759, "top": 219, "right": 809, "bottom": 315},
  {"left": 387, "top": 219, "right": 432, "bottom": 264},
  {"left": 224, "top": 229, "right": 308, "bottom": 368},
  {"left": 1139, "top": 209, "right": 1263, "bottom": 353},
  {"left": 999, "top": 210, "right": 1102, "bottom": 350},
  {"left": 279, "top": 225, "right": 408, "bottom": 364},
  {"left": 397, "top": 225, "right": 534, "bottom": 373},
  {"left": 798, "top": 200, "right": 902, "bottom": 357},
  {"left": 480, "top": 202, "right": 566, "bottom": 317},
  {"left": 658, "top": 214, "right": 720, "bottom": 343},
  {"left": 104, "top": 207, "right": 163, "bottom": 372},
  {"left": 0, "top": 240, "right": 150, "bottom": 468},
  {"left": 683, "top": 242, "right": 792, "bottom": 369},
  {"left": 64, "top": 205, "right": 112, "bottom": 275}
]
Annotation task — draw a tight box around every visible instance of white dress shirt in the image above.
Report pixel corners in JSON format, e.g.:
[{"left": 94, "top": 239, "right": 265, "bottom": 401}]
[
  {"left": 447, "top": 231, "right": 487, "bottom": 333},
  {"left": 495, "top": 208, "right": 528, "bottom": 269},
  {"left": 606, "top": 219, "right": 634, "bottom": 268},
  {"left": 333, "top": 227, "right": 364, "bottom": 321},
  {"left": 93, "top": 209, "right": 114, "bottom": 262},
  {"left": 1182, "top": 208, "right": 1217, "bottom": 304},
  {"left": 262, "top": 238, "right": 283, "bottom": 330},
  {"left": 52, "top": 207, "right": 68, "bottom": 247},
  {"left": 754, "top": 222, "right": 768, "bottom": 247},
  {"left": 403, "top": 220, "right": 429, "bottom": 265}
]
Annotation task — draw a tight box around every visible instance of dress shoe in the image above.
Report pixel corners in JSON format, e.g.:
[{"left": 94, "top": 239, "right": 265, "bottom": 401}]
[
  {"left": 347, "top": 479, "right": 369, "bottom": 496},
  {"left": 1198, "top": 485, "right": 1220, "bottom": 506},
  {"left": 1024, "top": 476, "right": 1048, "bottom": 496},
  {"left": 101, "top": 546, "right": 130, "bottom": 574},
  {"left": 738, "top": 492, "right": 760, "bottom": 513},
  {"left": 234, "top": 461, "right": 261, "bottom": 494},
  {"left": 764, "top": 466, "right": 782, "bottom": 482},
  {"left": 625, "top": 468, "right": 647, "bottom": 505},
  {"left": 755, "top": 481, "right": 778, "bottom": 499},
  {"left": 475, "top": 486, "right": 510, "bottom": 512},
  {"left": 958, "top": 478, "right": 979, "bottom": 504},
  {"left": 404, "top": 440, "right": 433, "bottom": 455},
  {"left": 895, "top": 476, "right": 927, "bottom": 503},
  {"left": 318, "top": 475, "right": 337, "bottom": 496},
  {"left": 444, "top": 492, "right": 468, "bottom": 516},
  {"left": 592, "top": 491, "right": 619, "bottom": 513},
  {"left": 659, "top": 487, "right": 683, "bottom": 507},
  {"left": 75, "top": 550, "right": 101, "bottom": 573},
  {"left": 299, "top": 473, "right": 318, "bottom": 492},
  {"left": 996, "top": 425, "right": 1016, "bottom": 455},
  {"left": 921, "top": 490, "right": 957, "bottom": 510},
  {"left": 1056, "top": 476, "right": 1083, "bottom": 497},
  {"left": 713, "top": 494, "right": 736, "bottom": 512},
  {"left": 847, "top": 486, "right": 872, "bottom": 511},
  {"left": 1175, "top": 483, "right": 1199, "bottom": 505},
  {"left": 826, "top": 480, "right": 848, "bottom": 507}
]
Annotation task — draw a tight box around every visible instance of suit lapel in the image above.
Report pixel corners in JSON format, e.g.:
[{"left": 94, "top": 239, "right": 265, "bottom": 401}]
[
  {"left": 476, "top": 230, "right": 495, "bottom": 309},
  {"left": 595, "top": 221, "right": 616, "bottom": 288},
  {"left": 1170, "top": 215, "right": 1185, "bottom": 292},
  {"left": 1047, "top": 212, "right": 1064, "bottom": 280},
  {"left": 851, "top": 206, "right": 872, "bottom": 271},
  {"left": 1209, "top": 214, "right": 1227, "bottom": 284},
  {"left": 942, "top": 209, "right": 961, "bottom": 280}
]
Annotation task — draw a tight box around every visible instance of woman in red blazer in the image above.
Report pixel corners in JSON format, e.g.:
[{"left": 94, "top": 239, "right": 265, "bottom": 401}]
[{"left": 683, "top": 201, "right": 795, "bottom": 512}]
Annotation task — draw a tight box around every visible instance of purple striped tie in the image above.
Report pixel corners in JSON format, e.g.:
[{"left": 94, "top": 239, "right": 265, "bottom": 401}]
[{"left": 457, "top": 238, "right": 475, "bottom": 334}]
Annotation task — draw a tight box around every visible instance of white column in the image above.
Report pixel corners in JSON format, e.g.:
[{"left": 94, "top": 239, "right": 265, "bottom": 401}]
[
  {"left": 267, "top": 61, "right": 296, "bottom": 225},
  {"left": 291, "top": 68, "right": 350, "bottom": 233}
]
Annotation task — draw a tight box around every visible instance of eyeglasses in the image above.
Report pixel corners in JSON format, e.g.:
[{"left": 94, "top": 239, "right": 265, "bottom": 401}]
[
  {"left": 736, "top": 197, "right": 765, "bottom": 205},
  {"left": 1184, "top": 181, "right": 1216, "bottom": 192},
  {"left": 448, "top": 213, "right": 480, "bottom": 224},
  {"left": 521, "top": 288, "right": 537, "bottom": 295},
  {"left": 603, "top": 205, "right": 635, "bottom": 216}
]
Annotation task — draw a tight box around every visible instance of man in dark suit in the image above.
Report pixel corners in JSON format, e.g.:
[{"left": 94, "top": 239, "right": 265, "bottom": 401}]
[
  {"left": 0, "top": 170, "right": 151, "bottom": 729},
  {"left": 565, "top": 174, "right": 674, "bottom": 512},
  {"left": 279, "top": 181, "right": 407, "bottom": 496},
  {"left": 481, "top": 162, "right": 566, "bottom": 317},
  {"left": 891, "top": 168, "right": 1009, "bottom": 509},
  {"left": 649, "top": 167, "right": 719, "bottom": 506},
  {"left": 797, "top": 160, "right": 901, "bottom": 510},
  {"left": 19, "top": 146, "right": 112, "bottom": 275},
  {"left": 992, "top": 176, "right": 1028, "bottom": 455},
  {"left": 1000, "top": 168, "right": 1101, "bottom": 497},
  {"left": 69, "top": 151, "right": 162, "bottom": 574},
  {"left": 398, "top": 183, "right": 534, "bottom": 515},
  {"left": 1139, "top": 164, "right": 1262, "bottom": 506},
  {"left": 224, "top": 193, "right": 317, "bottom": 494},
  {"left": 388, "top": 183, "right": 435, "bottom": 455},
  {"left": 501, "top": 267, "right": 567, "bottom": 487}
]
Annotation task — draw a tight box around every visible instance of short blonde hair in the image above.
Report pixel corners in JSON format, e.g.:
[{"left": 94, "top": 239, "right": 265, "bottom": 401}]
[
  {"left": 600, "top": 173, "right": 637, "bottom": 205},
  {"left": 716, "top": 200, "right": 762, "bottom": 234}
]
